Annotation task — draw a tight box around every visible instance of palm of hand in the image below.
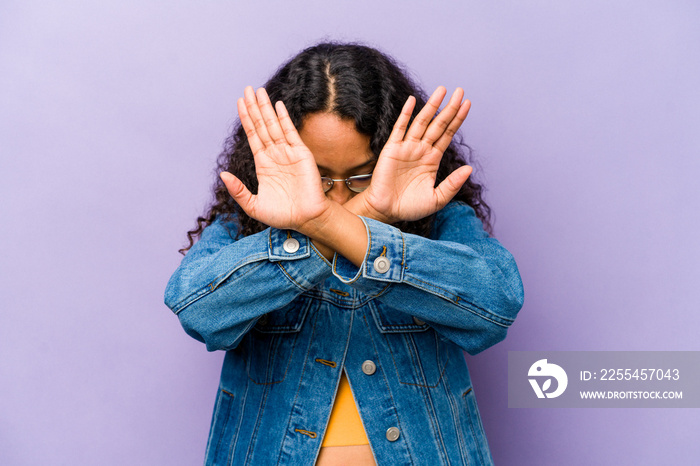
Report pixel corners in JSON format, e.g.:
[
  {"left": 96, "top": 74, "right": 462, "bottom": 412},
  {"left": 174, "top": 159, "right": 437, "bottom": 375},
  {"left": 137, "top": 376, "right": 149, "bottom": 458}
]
[
  {"left": 220, "top": 87, "right": 330, "bottom": 231},
  {"left": 355, "top": 87, "right": 473, "bottom": 224},
  {"left": 248, "top": 144, "right": 328, "bottom": 229},
  {"left": 365, "top": 139, "right": 446, "bottom": 222}
]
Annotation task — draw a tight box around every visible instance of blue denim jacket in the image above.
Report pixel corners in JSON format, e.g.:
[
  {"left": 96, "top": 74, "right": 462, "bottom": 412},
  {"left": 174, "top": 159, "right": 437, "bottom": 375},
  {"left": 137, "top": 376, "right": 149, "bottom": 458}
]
[{"left": 165, "top": 201, "right": 523, "bottom": 465}]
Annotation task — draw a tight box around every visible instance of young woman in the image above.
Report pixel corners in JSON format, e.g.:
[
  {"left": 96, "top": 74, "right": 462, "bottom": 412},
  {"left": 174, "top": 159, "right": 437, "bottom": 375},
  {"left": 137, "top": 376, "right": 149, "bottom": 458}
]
[{"left": 165, "top": 43, "right": 523, "bottom": 465}]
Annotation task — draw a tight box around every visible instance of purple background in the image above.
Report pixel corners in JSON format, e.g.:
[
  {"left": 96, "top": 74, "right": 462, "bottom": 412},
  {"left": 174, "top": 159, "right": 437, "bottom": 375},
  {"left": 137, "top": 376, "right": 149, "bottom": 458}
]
[{"left": 2, "top": 1, "right": 698, "bottom": 464}]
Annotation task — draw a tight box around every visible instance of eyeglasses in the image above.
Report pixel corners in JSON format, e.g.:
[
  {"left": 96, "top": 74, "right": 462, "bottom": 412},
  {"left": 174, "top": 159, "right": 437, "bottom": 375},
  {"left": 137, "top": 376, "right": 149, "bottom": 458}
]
[{"left": 321, "top": 174, "right": 373, "bottom": 193}]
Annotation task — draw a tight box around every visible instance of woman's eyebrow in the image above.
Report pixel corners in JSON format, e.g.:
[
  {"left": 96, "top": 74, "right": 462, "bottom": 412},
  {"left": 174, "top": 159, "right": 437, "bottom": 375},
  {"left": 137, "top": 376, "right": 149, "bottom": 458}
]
[{"left": 317, "top": 159, "right": 376, "bottom": 172}]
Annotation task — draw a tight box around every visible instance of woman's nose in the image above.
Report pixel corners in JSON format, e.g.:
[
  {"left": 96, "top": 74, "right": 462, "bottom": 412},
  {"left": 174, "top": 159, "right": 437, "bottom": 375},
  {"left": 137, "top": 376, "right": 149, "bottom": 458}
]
[{"left": 325, "top": 181, "right": 354, "bottom": 205}]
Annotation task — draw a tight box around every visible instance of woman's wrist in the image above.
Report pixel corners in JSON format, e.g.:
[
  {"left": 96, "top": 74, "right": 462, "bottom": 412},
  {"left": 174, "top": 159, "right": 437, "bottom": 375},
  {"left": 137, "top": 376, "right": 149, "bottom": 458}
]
[
  {"left": 343, "top": 194, "right": 393, "bottom": 224},
  {"left": 297, "top": 202, "right": 368, "bottom": 267},
  {"left": 310, "top": 239, "right": 335, "bottom": 262}
]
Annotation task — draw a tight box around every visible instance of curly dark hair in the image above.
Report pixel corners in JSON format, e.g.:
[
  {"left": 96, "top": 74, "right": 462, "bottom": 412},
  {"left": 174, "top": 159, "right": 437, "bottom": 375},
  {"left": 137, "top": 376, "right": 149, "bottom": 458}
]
[{"left": 180, "top": 42, "right": 491, "bottom": 254}]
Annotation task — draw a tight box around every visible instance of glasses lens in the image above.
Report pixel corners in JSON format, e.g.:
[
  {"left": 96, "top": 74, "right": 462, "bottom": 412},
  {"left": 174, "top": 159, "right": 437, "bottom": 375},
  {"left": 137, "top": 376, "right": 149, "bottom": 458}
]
[
  {"left": 346, "top": 174, "right": 372, "bottom": 193},
  {"left": 321, "top": 177, "right": 334, "bottom": 193}
]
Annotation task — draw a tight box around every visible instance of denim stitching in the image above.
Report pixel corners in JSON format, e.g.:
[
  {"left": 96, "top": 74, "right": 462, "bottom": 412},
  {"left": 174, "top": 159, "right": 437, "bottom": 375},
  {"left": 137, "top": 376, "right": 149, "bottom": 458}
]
[
  {"left": 359, "top": 282, "right": 391, "bottom": 299},
  {"left": 276, "top": 308, "right": 321, "bottom": 465},
  {"left": 276, "top": 262, "right": 309, "bottom": 292},
  {"left": 309, "top": 241, "right": 333, "bottom": 266},
  {"left": 209, "top": 252, "right": 268, "bottom": 288},
  {"left": 313, "top": 311, "right": 354, "bottom": 464},
  {"left": 302, "top": 290, "right": 364, "bottom": 309},
  {"left": 374, "top": 322, "right": 430, "bottom": 333},
  {"left": 172, "top": 255, "right": 267, "bottom": 314},
  {"left": 370, "top": 300, "right": 449, "bottom": 388},
  {"left": 294, "top": 429, "right": 317, "bottom": 438},
  {"left": 406, "top": 333, "right": 449, "bottom": 464},
  {"left": 245, "top": 341, "right": 298, "bottom": 386},
  {"left": 268, "top": 229, "right": 308, "bottom": 261},
  {"left": 315, "top": 358, "right": 337, "bottom": 368},
  {"left": 208, "top": 390, "right": 233, "bottom": 464},
  {"left": 228, "top": 373, "right": 250, "bottom": 464},
  {"left": 442, "top": 374, "right": 470, "bottom": 466},
  {"left": 399, "top": 229, "right": 406, "bottom": 271},
  {"left": 380, "top": 329, "right": 449, "bottom": 388},
  {"left": 252, "top": 299, "right": 311, "bottom": 334},
  {"left": 462, "top": 389, "right": 487, "bottom": 465},
  {"left": 463, "top": 389, "right": 487, "bottom": 465},
  {"left": 244, "top": 377, "right": 274, "bottom": 463},
  {"left": 361, "top": 312, "right": 416, "bottom": 466},
  {"left": 246, "top": 300, "right": 311, "bottom": 385},
  {"left": 401, "top": 276, "right": 514, "bottom": 327}
]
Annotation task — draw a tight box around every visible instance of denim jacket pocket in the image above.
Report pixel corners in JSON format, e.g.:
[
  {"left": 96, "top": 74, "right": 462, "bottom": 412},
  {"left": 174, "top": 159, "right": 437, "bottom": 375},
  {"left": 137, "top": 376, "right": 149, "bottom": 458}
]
[
  {"left": 370, "top": 302, "right": 449, "bottom": 388},
  {"left": 243, "top": 298, "right": 312, "bottom": 385}
]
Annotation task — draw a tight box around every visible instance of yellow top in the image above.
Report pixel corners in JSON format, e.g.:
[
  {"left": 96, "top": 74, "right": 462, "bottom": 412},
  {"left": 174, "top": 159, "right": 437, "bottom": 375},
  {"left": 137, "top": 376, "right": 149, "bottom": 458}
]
[{"left": 322, "top": 372, "right": 370, "bottom": 447}]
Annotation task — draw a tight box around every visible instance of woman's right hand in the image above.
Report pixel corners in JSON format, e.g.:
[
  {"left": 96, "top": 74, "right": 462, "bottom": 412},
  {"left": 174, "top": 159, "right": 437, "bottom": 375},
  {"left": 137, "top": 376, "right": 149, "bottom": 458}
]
[{"left": 219, "top": 87, "right": 332, "bottom": 231}]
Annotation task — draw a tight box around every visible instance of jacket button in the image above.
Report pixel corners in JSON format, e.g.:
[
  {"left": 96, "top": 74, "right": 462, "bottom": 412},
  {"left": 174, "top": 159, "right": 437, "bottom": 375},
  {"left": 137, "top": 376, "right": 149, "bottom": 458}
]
[
  {"left": 361, "top": 360, "right": 376, "bottom": 375},
  {"left": 413, "top": 316, "right": 426, "bottom": 326},
  {"left": 283, "top": 238, "right": 300, "bottom": 253},
  {"left": 373, "top": 256, "right": 390, "bottom": 273},
  {"left": 386, "top": 427, "right": 400, "bottom": 442}
]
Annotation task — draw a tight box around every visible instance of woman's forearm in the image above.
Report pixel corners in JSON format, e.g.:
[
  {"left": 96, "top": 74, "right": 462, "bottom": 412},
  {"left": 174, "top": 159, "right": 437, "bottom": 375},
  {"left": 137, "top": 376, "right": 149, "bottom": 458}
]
[{"left": 299, "top": 202, "right": 368, "bottom": 267}]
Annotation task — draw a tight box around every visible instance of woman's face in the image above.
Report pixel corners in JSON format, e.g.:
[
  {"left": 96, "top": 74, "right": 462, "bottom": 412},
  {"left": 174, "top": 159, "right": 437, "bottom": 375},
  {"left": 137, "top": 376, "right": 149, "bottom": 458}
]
[{"left": 298, "top": 112, "right": 375, "bottom": 205}]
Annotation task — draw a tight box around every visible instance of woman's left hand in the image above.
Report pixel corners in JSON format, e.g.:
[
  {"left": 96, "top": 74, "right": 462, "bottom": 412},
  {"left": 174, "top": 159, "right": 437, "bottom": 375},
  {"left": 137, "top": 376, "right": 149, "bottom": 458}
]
[{"left": 346, "top": 87, "right": 472, "bottom": 224}]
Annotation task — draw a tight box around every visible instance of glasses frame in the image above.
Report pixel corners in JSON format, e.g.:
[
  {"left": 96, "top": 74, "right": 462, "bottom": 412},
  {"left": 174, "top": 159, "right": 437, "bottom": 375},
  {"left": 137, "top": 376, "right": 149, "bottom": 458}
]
[{"left": 321, "top": 173, "right": 373, "bottom": 193}]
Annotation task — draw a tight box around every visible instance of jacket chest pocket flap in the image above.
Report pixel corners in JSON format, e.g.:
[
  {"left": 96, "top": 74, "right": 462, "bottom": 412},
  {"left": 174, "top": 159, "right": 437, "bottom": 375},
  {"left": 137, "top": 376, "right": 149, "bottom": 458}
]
[
  {"left": 370, "top": 302, "right": 449, "bottom": 388},
  {"left": 242, "top": 299, "right": 312, "bottom": 385}
]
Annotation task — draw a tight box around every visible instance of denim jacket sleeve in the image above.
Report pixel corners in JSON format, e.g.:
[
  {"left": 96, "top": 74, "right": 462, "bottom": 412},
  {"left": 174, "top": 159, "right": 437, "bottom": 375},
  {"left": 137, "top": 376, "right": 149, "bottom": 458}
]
[
  {"left": 164, "top": 218, "right": 332, "bottom": 351},
  {"left": 331, "top": 201, "right": 524, "bottom": 355}
]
